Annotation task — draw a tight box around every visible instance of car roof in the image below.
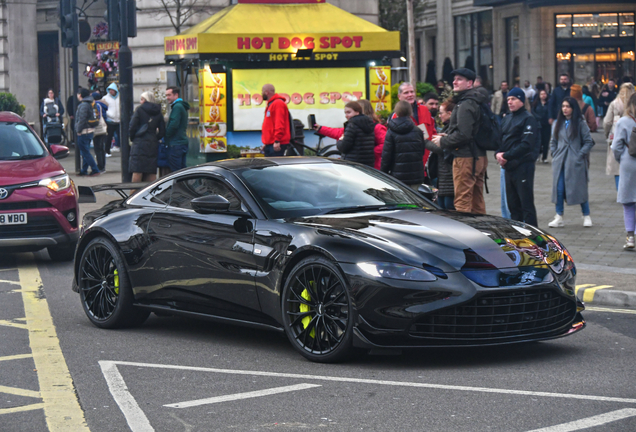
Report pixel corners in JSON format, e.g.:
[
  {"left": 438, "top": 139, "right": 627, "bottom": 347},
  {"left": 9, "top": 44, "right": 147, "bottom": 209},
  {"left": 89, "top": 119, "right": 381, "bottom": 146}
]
[
  {"left": 0, "top": 112, "right": 27, "bottom": 123},
  {"left": 204, "top": 157, "right": 334, "bottom": 171}
]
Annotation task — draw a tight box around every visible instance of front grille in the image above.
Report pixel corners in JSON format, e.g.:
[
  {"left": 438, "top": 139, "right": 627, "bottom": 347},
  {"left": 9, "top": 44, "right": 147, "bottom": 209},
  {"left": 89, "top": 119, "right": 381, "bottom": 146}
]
[
  {"left": 0, "top": 201, "right": 52, "bottom": 211},
  {"left": 0, "top": 215, "right": 61, "bottom": 238},
  {"left": 409, "top": 288, "right": 576, "bottom": 342}
]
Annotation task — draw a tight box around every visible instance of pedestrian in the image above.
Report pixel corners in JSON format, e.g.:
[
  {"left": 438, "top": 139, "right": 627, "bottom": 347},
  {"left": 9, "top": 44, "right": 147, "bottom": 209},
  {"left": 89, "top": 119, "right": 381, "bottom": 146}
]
[
  {"left": 335, "top": 101, "right": 375, "bottom": 167},
  {"left": 598, "top": 79, "right": 618, "bottom": 118},
  {"left": 422, "top": 93, "right": 439, "bottom": 119},
  {"left": 260, "top": 83, "right": 291, "bottom": 156},
  {"left": 491, "top": 81, "right": 510, "bottom": 120},
  {"left": 582, "top": 86, "right": 596, "bottom": 115},
  {"left": 548, "top": 97, "right": 595, "bottom": 228},
  {"left": 474, "top": 76, "right": 490, "bottom": 100},
  {"left": 610, "top": 93, "right": 636, "bottom": 250},
  {"left": 74, "top": 88, "right": 100, "bottom": 176},
  {"left": 569, "top": 84, "right": 597, "bottom": 132},
  {"left": 67, "top": 89, "right": 78, "bottom": 145},
  {"left": 40, "top": 89, "right": 65, "bottom": 121},
  {"left": 102, "top": 83, "right": 121, "bottom": 156},
  {"left": 436, "top": 80, "right": 446, "bottom": 96},
  {"left": 548, "top": 74, "right": 571, "bottom": 125},
  {"left": 522, "top": 80, "right": 536, "bottom": 103},
  {"left": 532, "top": 88, "right": 551, "bottom": 163},
  {"left": 165, "top": 86, "right": 190, "bottom": 172},
  {"left": 129, "top": 92, "right": 165, "bottom": 184},
  {"left": 91, "top": 91, "right": 108, "bottom": 172},
  {"left": 496, "top": 88, "right": 539, "bottom": 227},
  {"left": 358, "top": 100, "right": 387, "bottom": 170},
  {"left": 431, "top": 68, "right": 489, "bottom": 214},
  {"left": 425, "top": 99, "right": 455, "bottom": 210},
  {"left": 603, "top": 83, "right": 635, "bottom": 190}
]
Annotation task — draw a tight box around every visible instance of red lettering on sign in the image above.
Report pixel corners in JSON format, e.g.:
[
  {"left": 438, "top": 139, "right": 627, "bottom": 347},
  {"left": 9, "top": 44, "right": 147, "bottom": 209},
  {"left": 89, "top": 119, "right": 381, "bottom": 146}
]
[
  {"left": 238, "top": 37, "right": 250, "bottom": 49},
  {"left": 291, "top": 93, "right": 303, "bottom": 105},
  {"left": 353, "top": 91, "right": 363, "bottom": 100},
  {"left": 330, "top": 92, "right": 342, "bottom": 104},
  {"left": 238, "top": 94, "right": 251, "bottom": 106},
  {"left": 319, "top": 37, "right": 329, "bottom": 49},
  {"left": 353, "top": 36, "right": 363, "bottom": 48},
  {"left": 291, "top": 37, "right": 303, "bottom": 49},
  {"left": 252, "top": 94, "right": 263, "bottom": 106},
  {"left": 177, "top": 39, "right": 185, "bottom": 50},
  {"left": 166, "top": 40, "right": 174, "bottom": 51},
  {"left": 319, "top": 92, "right": 329, "bottom": 104},
  {"left": 252, "top": 37, "right": 263, "bottom": 49},
  {"left": 342, "top": 92, "right": 353, "bottom": 102},
  {"left": 304, "top": 37, "right": 315, "bottom": 49},
  {"left": 279, "top": 37, "right": 290, "bottom": 49},
  {"left": 186, "top": 37, "right": 197, "bottom": 50},
  {"left": 342, "top": 36, "right": 352, "bottom": 48},
  {"left": 280, "top": 93, "right": 291, "bottom": 104},
  {"left": 263, "top": 37, "right": 274, "bottom": 49},
  {"left": 330, "top": 37, "right": 341, "bottom": 49},
  {"left": 304, "top": 93, "right": 315, "bottom": 105}
]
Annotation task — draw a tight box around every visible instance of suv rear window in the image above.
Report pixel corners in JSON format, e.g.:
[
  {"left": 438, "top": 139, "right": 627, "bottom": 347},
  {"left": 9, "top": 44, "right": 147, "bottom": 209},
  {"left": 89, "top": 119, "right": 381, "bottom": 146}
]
[{"left": 0, "top": 122, "right": 46, "bottom": 160}]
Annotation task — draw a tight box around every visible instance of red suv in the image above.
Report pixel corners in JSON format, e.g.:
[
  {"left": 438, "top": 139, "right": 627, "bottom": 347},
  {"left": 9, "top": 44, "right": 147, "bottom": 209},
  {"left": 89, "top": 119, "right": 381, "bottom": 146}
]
[{"left": 0, "top": 112, "right": 79, "bottom": 261}]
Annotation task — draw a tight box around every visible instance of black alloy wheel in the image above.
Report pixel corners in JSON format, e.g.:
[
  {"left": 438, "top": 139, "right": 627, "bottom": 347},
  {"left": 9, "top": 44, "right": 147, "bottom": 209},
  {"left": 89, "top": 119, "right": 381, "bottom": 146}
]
[
  {"left": 282, "top": 256, "right": 354, "bottom": 363},
  {"left": 78, "top": 237, "right": 149, "bottom": 329}
]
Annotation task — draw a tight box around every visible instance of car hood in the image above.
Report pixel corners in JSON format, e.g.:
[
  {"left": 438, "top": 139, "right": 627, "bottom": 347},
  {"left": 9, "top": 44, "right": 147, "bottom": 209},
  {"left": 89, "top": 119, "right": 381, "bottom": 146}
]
[
  {"left": 294, "top": 209, "right": 562, "bottom": 273},
  {"left": 0, "top": 155, "right": 65, "bottom": 186}
]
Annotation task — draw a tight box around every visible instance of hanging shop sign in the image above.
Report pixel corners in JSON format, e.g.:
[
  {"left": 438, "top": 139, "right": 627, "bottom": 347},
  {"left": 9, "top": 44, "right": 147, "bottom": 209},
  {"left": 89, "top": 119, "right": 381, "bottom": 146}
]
[
  {"left": 232, "top": 67, "right": 366, "bottom": 131},
  {"left": 198, "top": 68, "right": 228, "bottom": 153},
  {"left": 368, "top": 66, "right": 392, "bottom": 114}
]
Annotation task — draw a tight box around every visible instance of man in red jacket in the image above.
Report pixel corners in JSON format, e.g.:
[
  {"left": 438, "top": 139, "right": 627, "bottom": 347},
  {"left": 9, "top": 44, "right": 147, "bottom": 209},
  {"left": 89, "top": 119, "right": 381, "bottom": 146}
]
[{"left": 261, "top": 83, "right": 291, "bottom": 156}]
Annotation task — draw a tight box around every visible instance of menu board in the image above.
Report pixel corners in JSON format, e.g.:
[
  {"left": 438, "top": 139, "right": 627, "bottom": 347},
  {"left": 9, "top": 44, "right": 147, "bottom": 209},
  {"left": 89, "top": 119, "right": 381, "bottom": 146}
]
[
  {"left": 198, "top": 69, "right": 228, "bottom": 153},
  {"left": 369, "top": 66, "right": 391, "bottom": 114}
]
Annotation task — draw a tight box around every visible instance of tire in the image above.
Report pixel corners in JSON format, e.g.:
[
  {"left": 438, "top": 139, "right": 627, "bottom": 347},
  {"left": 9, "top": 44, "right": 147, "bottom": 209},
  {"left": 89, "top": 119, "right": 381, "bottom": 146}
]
[
  {"left": 282, "top": 256, "right": 354, "bottom": 363},
  {"left": 48, "top": 244, "right": 76, "bottom": 262},
  {"left": 323, "top": 150, "right": 342, "bottom": 159},
  {"left": 77, "top": 237, "right": 150, "bottom": 329}
]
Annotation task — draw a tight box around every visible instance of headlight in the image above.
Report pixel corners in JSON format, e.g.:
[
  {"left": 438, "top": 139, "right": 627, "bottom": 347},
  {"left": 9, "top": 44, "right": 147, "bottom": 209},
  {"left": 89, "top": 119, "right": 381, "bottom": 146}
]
[
  {"left": 39, "top": 174, "right": 71, "bottom": 192},
  {"left": 357, "top": 262, "right": 437, "bottom": 281}
]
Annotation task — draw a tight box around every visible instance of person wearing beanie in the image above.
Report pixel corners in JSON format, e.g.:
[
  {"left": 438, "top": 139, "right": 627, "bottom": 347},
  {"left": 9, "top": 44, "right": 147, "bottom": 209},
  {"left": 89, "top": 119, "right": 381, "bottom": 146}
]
[
  {"left": 570, "top": 84, "right": 597, "bottom": 132},
  {"left": 91, "top": 91, "right": 109, "bottom": 171},
  {"left": 495, "top": 87, "right": 540, "bottom": 227}
]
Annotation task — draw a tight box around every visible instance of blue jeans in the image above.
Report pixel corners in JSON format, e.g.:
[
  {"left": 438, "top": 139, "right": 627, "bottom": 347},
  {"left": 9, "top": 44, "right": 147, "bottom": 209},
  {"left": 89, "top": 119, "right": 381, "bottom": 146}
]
[
  {"left": 78, "top": 133, "right": 99, "bottom": 174},
  {"left": 500, "top": 167, "right": 511, "bottom": 219},
  {"left": 555, "top": 168, "right": 589, "bottom": 216},
  {"left": 168, "top": 144, "right": 188, "bottom": 172},
  {"left": 263, "top": 144, "right": 289, "bottom": 157},
  {"left": 438, "top": 195, "right": 455, "bottom": 210}
]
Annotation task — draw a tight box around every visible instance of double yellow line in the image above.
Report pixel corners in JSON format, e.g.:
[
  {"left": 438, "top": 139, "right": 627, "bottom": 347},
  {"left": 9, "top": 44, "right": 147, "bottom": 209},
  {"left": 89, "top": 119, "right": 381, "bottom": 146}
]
[{"left": 0, "top": 259, "right": 89, "bottom": 431}]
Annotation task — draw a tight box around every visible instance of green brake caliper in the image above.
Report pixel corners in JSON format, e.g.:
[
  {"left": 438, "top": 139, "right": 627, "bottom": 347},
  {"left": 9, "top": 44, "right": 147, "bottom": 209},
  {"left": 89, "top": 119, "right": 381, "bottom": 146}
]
[
  {"left": 113, "top": 269, "right": 120, "bottom": 295},
  {"left": 299, "top": 282, "right": 315, "bottom": 338}
]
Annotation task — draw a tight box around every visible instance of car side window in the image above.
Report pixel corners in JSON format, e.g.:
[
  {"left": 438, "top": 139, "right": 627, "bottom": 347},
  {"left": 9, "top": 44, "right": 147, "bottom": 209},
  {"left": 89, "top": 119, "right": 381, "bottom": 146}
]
[
  {"left": 169, "top": 176, "right": 244, "bottom": 212},
  {"left": 134, "top": 179, "right": 173, "bottom": 207}
]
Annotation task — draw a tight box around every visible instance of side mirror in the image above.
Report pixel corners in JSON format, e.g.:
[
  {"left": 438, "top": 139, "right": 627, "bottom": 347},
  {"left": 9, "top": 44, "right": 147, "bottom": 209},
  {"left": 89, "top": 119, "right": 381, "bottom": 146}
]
[
  {"left": 417, "top": 184, "right": 438, "bottom": 202},
  {"left": 50, "top": 144, "right": 69, "bottom": 160},
  {"left": 191, "top": 195, "right": 231, "bottom": 214}
]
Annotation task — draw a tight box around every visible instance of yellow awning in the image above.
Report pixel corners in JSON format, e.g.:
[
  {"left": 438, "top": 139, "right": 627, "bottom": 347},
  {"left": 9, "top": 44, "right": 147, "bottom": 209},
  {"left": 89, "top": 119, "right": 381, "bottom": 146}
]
[{"left": 164, "top": 3, "right": 400, "bottom": 56}]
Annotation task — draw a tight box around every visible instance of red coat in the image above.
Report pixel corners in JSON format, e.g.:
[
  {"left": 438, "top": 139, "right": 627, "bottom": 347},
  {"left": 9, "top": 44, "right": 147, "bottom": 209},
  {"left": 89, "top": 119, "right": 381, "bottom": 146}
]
[
  {"left": 391, "top": 103, "right": 435, "bottom": 172},
  {"left": 319, "top": 122, "right": 386, "bottom": 169},
  {"left": 261, "top": 94, "right": 290, "bottom": 145}
]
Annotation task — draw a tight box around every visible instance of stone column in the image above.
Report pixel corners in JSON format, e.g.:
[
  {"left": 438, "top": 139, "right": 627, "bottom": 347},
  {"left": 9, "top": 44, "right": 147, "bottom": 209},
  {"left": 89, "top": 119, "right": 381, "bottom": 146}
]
[{"left": 436, "top": 0, "right": 454, "bottom": 80}]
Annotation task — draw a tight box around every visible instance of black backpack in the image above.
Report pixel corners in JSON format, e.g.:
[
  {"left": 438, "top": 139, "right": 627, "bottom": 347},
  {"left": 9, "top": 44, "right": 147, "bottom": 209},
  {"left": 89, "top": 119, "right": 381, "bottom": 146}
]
[{"left": 474, "top": 102, "right": 502, "bottom": 152}]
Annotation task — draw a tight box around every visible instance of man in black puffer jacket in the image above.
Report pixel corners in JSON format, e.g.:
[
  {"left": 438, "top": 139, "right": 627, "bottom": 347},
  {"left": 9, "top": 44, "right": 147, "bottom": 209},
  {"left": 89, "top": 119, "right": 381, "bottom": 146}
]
[
  {"left": 381, "top": 101, "right": 425, "bottom": 188},
  {"left": 337, "top": 101, "right": 376, "bottom": 167}
]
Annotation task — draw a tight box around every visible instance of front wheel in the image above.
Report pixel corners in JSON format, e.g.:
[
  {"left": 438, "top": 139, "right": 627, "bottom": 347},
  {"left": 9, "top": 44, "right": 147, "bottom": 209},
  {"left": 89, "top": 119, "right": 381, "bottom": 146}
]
[
  {"left": 78, "top": 237, "right": 149, "bottom": 329},
  {"left": 282, "top": 256, "right": 354, "bottom": 363}
]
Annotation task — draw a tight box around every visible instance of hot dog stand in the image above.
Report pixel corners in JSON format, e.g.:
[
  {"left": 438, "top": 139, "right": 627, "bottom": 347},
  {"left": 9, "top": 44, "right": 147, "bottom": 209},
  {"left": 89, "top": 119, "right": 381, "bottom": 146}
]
[{"left": 163, "top": 0, "right": 400, "bottom": 164}]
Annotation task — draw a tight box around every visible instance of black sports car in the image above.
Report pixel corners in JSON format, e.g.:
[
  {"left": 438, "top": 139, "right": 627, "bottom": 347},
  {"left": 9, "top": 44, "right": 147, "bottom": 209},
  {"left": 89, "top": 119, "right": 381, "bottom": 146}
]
[{"left": 72, "top": 157, "right": 584, "bottom": 362}]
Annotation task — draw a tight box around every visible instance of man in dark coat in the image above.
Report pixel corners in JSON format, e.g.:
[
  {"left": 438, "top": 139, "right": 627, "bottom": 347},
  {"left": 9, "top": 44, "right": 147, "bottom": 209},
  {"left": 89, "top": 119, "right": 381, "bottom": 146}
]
[
  {"left": 496, "top": 88, "right": 539, "bottom": 227},
  {"left": 75, "top": 88, "right": 100, "bottom": 176},
  {"left": 165, "top": 86, "right": 190, "bottom": 172},
  {"left": 548, "top": 73, "right": 571, "bottom": 124}
]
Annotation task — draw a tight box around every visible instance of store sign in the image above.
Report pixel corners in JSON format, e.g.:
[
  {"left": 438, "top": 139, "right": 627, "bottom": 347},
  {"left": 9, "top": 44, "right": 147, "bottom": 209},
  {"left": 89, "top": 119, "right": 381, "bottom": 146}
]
[
  {"left": 87, "top": 41, "right": 119, "bottom": 51},
  {"left": 369, "top": 66, "right": 391, "bottom": 114},
  {"left": 232, "top": 67, "right": 366, "bottom": 131},
  {"left": 165, "top": 35, "right": 199, "bottom": 55},
  {"left": 198, "top": 69, "right": 228, "bottom": 153},
  {"left": 238, "top": 1, "right": 326, "bottom": 3}
]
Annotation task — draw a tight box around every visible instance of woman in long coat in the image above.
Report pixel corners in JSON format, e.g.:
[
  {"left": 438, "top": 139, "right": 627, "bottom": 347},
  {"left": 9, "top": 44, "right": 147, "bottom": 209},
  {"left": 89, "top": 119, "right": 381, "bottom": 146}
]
[
  {"left": 129, "top": 91, "right": 165, "bottom": 183},
  {"left": 548, "top": 97, "right": 595, "bottom": 228},
  {"left": 603, "top": 83, "right": 635, "bottom": 190},
  {"left": 610, "top": 93, "right": 636, "bottom": 250}
]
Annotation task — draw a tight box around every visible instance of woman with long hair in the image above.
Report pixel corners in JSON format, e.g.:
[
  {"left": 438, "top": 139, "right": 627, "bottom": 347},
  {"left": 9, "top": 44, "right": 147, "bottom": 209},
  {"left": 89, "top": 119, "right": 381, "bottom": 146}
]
[
  {"left": 532, "top": 89, "right": 551, "bottom": 163},
  {"left": 129, "top": 92, "right": 165, "bottom": 183},
  {"left": 603, "top": 82, "right": 635, "bottom": 190},
  {"left": 425, "top": 99, "right": 456, "bottom": 209},
  {"left": 358, "top": 99, "right": 387, "bottom": 170},
  {"left": 610, "top": 93, "right": 636, "bottom": 250},
  {"left": 548, "top": 97, "right": 595, "bottom": 228}
]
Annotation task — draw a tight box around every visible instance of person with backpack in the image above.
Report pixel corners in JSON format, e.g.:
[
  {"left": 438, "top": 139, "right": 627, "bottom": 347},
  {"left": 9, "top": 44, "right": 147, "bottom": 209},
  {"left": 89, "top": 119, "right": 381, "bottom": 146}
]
[
  {"left": 74, "top": 88, "right": 101, "bottom": 176},
  {"left": 129, "top": 92, "right": 166, "bottom": 184},
  {"left": 92, "top": 91, "right": 108, "bottom": 172},
  {"left": 431, "top": 68, "right": 492, "bottom": 214},
  {"left": 260, "top": 83, "right": 291, "bottom": 157},
  {"left": 496, "top": 88, "right": 539, "bottom": 227}
]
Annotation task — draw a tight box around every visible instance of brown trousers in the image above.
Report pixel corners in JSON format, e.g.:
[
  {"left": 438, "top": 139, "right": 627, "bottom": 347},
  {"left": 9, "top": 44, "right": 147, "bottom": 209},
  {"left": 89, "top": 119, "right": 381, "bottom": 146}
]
[{"left": 452, "top": 156, "right": 488, "bottom": 214}]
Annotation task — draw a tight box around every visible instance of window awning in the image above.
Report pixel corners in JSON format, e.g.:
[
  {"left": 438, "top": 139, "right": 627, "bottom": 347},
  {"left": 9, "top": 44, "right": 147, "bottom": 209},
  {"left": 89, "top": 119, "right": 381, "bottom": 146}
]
[{"left": 164, "top": 2, "right": 400, "bottom": 57}]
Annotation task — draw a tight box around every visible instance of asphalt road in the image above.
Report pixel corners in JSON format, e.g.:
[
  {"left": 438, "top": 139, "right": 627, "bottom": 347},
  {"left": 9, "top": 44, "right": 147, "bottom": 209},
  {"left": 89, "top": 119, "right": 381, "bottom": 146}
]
[{"left": 1, "top": 252, "right": 635, "bottom": 432}]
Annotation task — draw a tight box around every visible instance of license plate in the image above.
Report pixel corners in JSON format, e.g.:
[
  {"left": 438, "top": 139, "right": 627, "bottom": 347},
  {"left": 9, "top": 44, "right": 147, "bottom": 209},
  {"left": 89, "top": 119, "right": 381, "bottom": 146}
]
[{"left": 0, "top": 212, "right": 27, "bottom": 225}]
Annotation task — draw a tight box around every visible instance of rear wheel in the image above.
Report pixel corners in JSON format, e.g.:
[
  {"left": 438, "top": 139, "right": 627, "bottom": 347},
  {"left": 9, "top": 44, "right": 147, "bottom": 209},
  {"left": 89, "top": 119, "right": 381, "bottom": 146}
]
[
  {"left": 78, "top": 237, "right": 149, "bottom": 328},
  {"left": 282, "top": 256, "right": 354, "bottom": 363}
]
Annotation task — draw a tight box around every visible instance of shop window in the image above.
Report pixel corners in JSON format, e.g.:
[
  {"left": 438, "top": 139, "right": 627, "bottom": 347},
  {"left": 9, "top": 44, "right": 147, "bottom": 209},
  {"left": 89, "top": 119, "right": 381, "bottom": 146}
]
[
  {"left": 506, "top": 17, "right": 520, "bottom": 86},
  {"left": 620, "top": 13, "right": 635, "bottom": 37},
  {"left": 573, "top": 53, "right": 595, "bottom": 85},
  {"left": 622, "top": 50, "right": 635, "bottom": 80},
  {"left": 454, "top": 11, "right": 493, "bottom": 89},
  {"left": 556, "top": 15, "right": 572, "bottom": 39}
]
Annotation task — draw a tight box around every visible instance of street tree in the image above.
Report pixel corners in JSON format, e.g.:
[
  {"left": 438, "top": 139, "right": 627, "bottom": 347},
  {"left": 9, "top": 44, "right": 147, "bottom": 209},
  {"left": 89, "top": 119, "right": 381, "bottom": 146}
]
[
  {"left": 379, "top": 0, "right": 426, "bottom": 50},
  {"left": 153, "top": 0, "right": 215, "bottom": 34}
]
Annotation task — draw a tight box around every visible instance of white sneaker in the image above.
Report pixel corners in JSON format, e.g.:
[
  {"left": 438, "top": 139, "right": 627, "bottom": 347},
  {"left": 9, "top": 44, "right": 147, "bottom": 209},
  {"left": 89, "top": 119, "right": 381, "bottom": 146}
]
[
  {"left": 582, "top": 215, "right": 593, "bottom": 227},
  {"left": 548, "top": 214, "right": 564, "bottom": 228},
  {"left": 105, "top": 153, "right": 112, "bottom": 158},
  {"left": 624, "top": 236, "right": 635, "bottom": 250},
  {"left": 111, "top": 147, "right": 120, "bottom": 152}
]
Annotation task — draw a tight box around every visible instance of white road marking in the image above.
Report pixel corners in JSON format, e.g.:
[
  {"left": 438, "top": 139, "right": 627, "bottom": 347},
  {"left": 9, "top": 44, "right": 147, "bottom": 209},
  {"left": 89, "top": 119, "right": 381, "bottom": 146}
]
[
  {"left": 165, "top": 383, "right": 321, "bottom": 408},
  {"left": 525, "top": 408, "right": 636, "bottom": 432}
]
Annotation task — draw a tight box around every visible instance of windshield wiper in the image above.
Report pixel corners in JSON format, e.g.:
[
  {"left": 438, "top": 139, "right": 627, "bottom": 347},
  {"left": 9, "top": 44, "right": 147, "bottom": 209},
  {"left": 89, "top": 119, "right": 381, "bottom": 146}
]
[
  {"left": 12, "top": 155, "right": 43, "bottom": 160},
  {"left": 322, "top": 204, "right": 411, "bottom": 215}
]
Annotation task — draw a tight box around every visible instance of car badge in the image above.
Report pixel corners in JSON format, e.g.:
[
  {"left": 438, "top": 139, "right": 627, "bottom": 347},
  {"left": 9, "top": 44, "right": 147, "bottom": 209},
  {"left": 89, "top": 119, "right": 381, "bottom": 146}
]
[{"left": 0, "top": 188, "right": 8, "bottom": 200}]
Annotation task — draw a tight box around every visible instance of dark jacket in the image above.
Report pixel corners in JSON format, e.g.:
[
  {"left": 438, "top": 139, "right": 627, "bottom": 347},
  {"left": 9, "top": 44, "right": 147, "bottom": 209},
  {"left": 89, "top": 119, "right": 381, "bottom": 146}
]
[
  {"left": 425, "top": 122, "right": 454, "bottom": 197},
  {"left": 548, "top": 86, "right": 570, "bottom": 120},
  {"left": 439, "top": 87, "right": 487, "bottom": 159},
  {"left": 40, "top": 97, "right": 65, "bottom": 117},
  {"left": 166, "top": 99, "right": 190, "bottom": 146},
  {"left": 129, "top": 102, "right": 166, "bottom": 174},
  {"left": 499, "top": 107, "right": 539, "bottom": 171},
  {"left": 75, "top": 96, "right": 94, "bottom": 134},
  {"left": 337, "top": 114, "right": 376, "bottom": 167},
  {"left": 532, "top": 101, "right": 550, "bottom": 129},
  {"left": 381, "top": 116, "right": 425, "bottom": 185}
]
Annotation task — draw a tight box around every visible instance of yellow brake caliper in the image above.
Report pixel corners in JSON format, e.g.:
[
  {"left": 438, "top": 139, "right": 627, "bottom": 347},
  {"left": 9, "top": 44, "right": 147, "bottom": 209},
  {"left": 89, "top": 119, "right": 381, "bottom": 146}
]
[
  {"left": 113, "top": 269, "right": 120, "bottom": 295},
  {"left": 299, "top": 282, "right": 315, "bottom": 338}
]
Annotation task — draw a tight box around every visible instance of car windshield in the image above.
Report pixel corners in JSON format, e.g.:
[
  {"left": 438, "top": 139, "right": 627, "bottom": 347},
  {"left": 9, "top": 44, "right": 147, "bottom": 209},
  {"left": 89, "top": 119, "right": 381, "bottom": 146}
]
[
  {"left": 237, "top": 162, "right": 435, "bottom": 218},
  {"left": 0, "top": 122, "right": 47, "bottom": 161}
]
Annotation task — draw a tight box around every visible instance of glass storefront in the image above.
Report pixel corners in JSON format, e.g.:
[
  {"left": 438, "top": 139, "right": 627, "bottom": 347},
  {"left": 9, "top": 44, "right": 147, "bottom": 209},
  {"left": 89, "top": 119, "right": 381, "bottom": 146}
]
[
  {"left": 506, "top": 16, "right": 520, "bottom": 86},
  {"left": 454, "top": 11, "right": 493, "bottom": 90}
]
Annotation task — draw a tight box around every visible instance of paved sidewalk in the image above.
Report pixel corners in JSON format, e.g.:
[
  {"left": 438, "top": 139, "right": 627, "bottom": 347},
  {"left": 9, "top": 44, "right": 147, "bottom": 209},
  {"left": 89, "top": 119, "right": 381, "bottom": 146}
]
[{"left": 61, "top": 136, "right": 635, "bottom": 309}]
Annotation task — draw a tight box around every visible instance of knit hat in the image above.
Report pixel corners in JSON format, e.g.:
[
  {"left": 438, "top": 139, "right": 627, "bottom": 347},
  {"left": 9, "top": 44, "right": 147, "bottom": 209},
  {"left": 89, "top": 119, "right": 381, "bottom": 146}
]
[
  {"left": 140, "top": 91, "right": 155, "bottom": 104},
  {"left": 91, "top": 91, "right": 102, "bottom": 101},
  {"left": 508, "top": 87, "right": 526, "bottom": 104},
  {"left": 570, "top": 84, "right": 583, "bottom": 101}
]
